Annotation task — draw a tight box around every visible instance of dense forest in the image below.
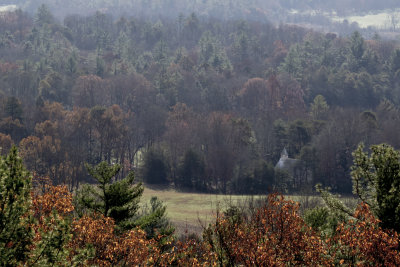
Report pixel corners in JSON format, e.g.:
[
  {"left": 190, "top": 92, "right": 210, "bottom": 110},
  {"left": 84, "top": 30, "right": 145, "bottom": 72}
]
[
  {"left": 0, "top": 5, "right": 400, "bottom": 194},
  {"left": 1, "top": 3, "right": 400, "bottom": 266},
  {"left": 3, "top": 0, "right": 399, "bottom": 18},
  {"left": 2, "top": 0, "right": 400, "bottom": 39}
]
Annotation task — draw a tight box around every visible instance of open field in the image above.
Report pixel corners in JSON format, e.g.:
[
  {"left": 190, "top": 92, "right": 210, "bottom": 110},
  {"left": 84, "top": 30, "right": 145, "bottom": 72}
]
[
  {"left": 141, "top": 187, "right": 348, "bottom": 236},
  {"left": 291, "top": 8, "right": 400, "bottom": 29},
  {"left": 331, "top": 10, "right": 400, "bottom": 28},
  {"left": 141, "top": 187, "right": 266, "bottom": 235}
]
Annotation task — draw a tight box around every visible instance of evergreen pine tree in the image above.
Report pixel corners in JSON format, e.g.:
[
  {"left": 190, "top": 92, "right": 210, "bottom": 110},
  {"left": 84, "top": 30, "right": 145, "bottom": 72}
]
[
  {"left": 76, "top": 162, "right": 174, "bottom": 238},
  {"left": 351, "top": 143, "right": 400, "bottom": 232},
  {"left": 135, "top": 196, "right": 174, "bottom": 240},
  {"left": 76, "top": 162, "right": 143, "bottom": 231},
  {"left": 176, "top": 149, "right": 206, "bottom": 191},
  {"left": 317, "top": 143, "right": 400, "bottom": 232},
  {"left": 5, "top": 96, "right": 23, "bottom": 122},
  {"left": 142, "top": 150, "right": 168, "bottom": 184},
  {"left": 0, "top": 146, "right": 32, "bottom": 265}
]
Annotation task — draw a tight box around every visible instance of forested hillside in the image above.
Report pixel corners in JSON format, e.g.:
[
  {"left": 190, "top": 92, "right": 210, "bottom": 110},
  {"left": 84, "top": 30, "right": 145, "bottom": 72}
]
[
  {"left": 3, "top": 0, "right": 399, "bottom": 16},
  {"left": 4, "top": 0, "right": 400, "bottom": 40},
  {"left": 0, "top": 5, "right": 400, "bottom": 194},
  {"left": 2, "top": 3, "right": 400, "bottom": 266}
]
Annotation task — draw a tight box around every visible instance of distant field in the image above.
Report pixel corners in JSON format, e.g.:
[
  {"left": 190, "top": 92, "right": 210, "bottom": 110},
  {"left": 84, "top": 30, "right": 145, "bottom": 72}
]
[
  {"left": 141, "top": 187, "right": 267, "bottom": 236},
  {"left": 0, "top": 5, "right": 17, "bottom": 12},
  {"left": 140, "top": 187, "right": 336, "bottom": 236},
  {"left": 331, "top": 9, "right": 400, "bottom": 29}
]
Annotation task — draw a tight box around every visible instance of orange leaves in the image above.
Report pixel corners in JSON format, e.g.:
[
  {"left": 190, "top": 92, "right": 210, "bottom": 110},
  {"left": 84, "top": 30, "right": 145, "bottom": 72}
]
[
  {"left": 333, "top": 203, "right": 400, "bottom": 266},
  {"left": 161, "top": 238, "right": 218, "bottom": 266},
  {"left": 24, "top": 185, "right": 400, "bottom": 266},
  {"left": 32, "top": 184, "right": 74, "bottom": 218},
  {"left": 71, "top": 214, "right": 159, "bottom": 266},
  {"left": 28, "top": 184, "right": 75, "bottom": 265},
  {"left": 71, "top": 215, "right": 119, "bottom": 266},
  {"left": 31, "top": 183, "right": 160, "bottom": 266},
  {"left": 208, "top": 194, "right": 332, "bottom": 266},
  {"left": 119, "top": 229, "right": 159, "bottom": 265}
]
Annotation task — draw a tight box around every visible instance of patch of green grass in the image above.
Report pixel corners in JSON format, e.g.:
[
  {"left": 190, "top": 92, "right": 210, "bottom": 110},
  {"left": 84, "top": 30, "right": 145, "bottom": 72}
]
[
  {"left": 141, "top": 187, "right": 266, "bottom": 236},
  {"left": 140, "top": 187, "right": 358, "bottom": 236}
]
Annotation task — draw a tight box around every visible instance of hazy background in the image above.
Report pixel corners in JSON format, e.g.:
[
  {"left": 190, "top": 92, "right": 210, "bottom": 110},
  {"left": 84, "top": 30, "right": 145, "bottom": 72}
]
[{"left": 1, "top": 0, "right": 400, "bottom": 38}]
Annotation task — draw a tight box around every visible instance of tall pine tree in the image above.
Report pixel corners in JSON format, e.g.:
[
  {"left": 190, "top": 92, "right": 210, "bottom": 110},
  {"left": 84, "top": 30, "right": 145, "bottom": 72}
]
[
  {"left": 76, "top": 162, "right": 143, "bottom": 231},
  {"left": 0, "top": 146, "right": 32, "bottom": 265}
]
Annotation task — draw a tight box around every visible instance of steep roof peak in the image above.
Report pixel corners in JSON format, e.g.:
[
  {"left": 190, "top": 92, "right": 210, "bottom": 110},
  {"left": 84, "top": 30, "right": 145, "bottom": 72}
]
[{"left": 281, "top": 147, "right": 288, "bottom": 158}]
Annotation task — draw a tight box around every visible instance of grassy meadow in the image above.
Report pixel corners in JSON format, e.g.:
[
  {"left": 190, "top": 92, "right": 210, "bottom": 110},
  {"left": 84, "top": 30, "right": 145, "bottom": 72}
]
[
  {"left": 141, "top": 187, "right": 264, "bottom": 235},
  {"left": 330, "top": 9, "right": 400, "bottom": 29},
  {"left": 140, "top": 187, "right": 345, "bottom": 236}
]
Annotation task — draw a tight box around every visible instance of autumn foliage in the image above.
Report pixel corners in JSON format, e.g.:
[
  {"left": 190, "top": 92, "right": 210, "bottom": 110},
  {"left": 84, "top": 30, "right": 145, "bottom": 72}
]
[
  {"left": 28, "top": 180, "right": 161, "bottom": 266},
  {"left": 203, "top": 194, "right": 331, "bottom": 266},
  {"left": 32, "top": 184, "right": 74, "bottom": 217},
  {"left": 333, "top": 203, "right": 400, "bottom": 266},
  {"left": 71, "top": 215, "right": 159, "bottom": 266},
  {"left": 4, "top": 179, "right": 400, "bottom": 266}
]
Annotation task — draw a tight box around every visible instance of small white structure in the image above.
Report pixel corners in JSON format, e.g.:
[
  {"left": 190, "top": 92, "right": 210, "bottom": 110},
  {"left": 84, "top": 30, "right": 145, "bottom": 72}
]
[
  {"left": 275, "top": 148, "right": 313, "bottom": 191},
  {"left": 275, "top": 148, "right": 298, "bottom": 171}
]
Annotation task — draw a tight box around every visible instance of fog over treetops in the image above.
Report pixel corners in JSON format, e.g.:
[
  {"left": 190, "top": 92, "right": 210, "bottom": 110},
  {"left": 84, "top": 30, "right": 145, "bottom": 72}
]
[{"left": 1, "top": 0, "right": 398, "bottom": 21}]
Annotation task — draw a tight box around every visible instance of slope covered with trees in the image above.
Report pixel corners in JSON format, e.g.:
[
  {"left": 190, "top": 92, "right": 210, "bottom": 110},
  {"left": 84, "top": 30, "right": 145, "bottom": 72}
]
[
  {"left": 3, "top": 0, "right": 399, "bottom": 19},
  {"left": 0, "top": 6, "right": 400, "bottom": 194},
  {"left": 2, "top": 3, "right": 400, "bottom": 265}
]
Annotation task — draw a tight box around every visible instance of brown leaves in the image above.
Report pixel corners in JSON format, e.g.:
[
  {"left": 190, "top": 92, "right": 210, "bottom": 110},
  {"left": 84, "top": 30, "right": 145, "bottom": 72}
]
[
  {"left": 71, "top": 214, "right": 159, "bottom": 266},
  {"left": 32, "top": 184, "right": 74, "bottom": 218},
  {"left": 333, "top": 203, "right": 400, "bottom": 266},
  {"left": 72, "top": 75, "right": 109, "bottom": 108},
  {"left": 23, "top": 184, "right": 400, "bottom": 266},
  {"left": 160, "top": 237, "right": 218, "bottom": 266},
  {"left": 0, "top": 133, "right": 13, "bottom": 155},
  {"left": 30, "top": 183, "right": 159, "bottom": 266},
  {"left": 207, "top": 194, "right": 331, "bottom": 266}
]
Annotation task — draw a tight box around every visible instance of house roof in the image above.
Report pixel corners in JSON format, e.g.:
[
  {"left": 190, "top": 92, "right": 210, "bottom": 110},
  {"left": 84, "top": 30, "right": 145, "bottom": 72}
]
[
  {"left": 281, "top": 147, "right": 288, "bottom": 157},
  {"left": 275, "top": 157, "right": 298, "bottom": 169},
  {"left": 275, "top": 148, "right": 298, "bottom": 170}
]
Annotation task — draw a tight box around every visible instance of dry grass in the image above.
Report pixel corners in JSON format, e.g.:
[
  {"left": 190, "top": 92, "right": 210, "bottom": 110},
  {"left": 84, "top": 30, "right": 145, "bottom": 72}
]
[
  {"left": 140, "top": 187, "right": 358, "bottom": 236},
  {"left": 141, "top": 187, "right": 266, "bottom": 236}
]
